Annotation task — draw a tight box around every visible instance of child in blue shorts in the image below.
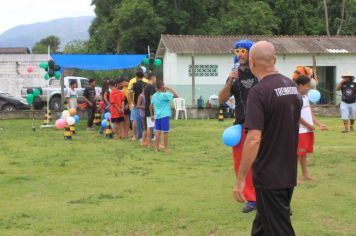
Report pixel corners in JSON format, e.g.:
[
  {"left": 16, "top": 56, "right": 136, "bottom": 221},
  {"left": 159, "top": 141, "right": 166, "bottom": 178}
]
[{"left": 150, "top": 80, "right": 178, "bottom": 152}]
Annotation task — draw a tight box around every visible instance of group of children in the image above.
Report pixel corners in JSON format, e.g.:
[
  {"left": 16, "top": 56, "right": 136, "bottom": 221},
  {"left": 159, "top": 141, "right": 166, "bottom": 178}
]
[{"left": 66, "top": 71, "right": 178, "bottom": 152}]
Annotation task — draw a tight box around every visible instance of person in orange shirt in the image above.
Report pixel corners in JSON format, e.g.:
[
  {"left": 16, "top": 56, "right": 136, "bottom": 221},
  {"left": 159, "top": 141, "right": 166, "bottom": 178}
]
[{"left": 109, "top": 80, "right": 125, "bottom": 139}]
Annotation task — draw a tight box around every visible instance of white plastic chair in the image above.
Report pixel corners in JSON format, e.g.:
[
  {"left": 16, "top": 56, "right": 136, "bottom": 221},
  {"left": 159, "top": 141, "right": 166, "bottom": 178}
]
[{"left": 173, "top": 98, "right": 187, "bottom": 120}]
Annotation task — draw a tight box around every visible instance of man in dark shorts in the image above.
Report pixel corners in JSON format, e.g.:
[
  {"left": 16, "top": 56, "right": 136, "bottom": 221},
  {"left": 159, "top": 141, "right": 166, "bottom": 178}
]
[
  {"left": 83, "top": 79, "right": 97, "bottom": 131},
  {"left": 144, "top": 73, "right": 157, "bottom": 147},
  {"left": 234, "top": 41, "right": 302, "bottom": 236},
  {"left": 219, "top": 40, "right": 258, "bottom": 213}
]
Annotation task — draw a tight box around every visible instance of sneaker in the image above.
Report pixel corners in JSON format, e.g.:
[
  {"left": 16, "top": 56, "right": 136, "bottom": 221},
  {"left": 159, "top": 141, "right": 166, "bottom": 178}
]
[{"left": 242, "top": 202, "right": 256, "bottom": 213}]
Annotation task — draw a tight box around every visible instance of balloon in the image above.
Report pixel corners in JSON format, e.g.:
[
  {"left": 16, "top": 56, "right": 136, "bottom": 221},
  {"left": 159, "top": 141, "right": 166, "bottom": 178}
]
[
  {"left": 74, "top": 115, "right": 80, "bottom": 123},
  {"left": 48, "top": 60, "right": 55, "bottom": 68},
  {"left": 104, "top": 112, "right": 111, "bottom": 120},
  {"left": 307, "top": 89, "right": 321, "bottom": 103},
  {"left": 54, "top": 71, "right": 61, "bottom": 79},
  {"left": 27, "top": 66, "right": 33, "bottom": 73},
  {"left": 44, "top": 73, "right": 50, "bottom": 80},
  {"left": 54, "top": 65, "right": 61, "bottom": 71},
  {"left": 27, "top": 88, "right": 34, "bottom": 94},
  {"left": 66, "top": 116, "right": 75, "bottom": 126},
  {"left": 33, "top": 89, "right": 40, "bottom": 97},
  {"left": 62, "top": 110, "right": 70, "bottom": 119},
  {"left": 222, "top": 124, "right": 242, "bottom": 147},
  {"left": 140, "top": 66, "right": 147, "bottom": 73},
  {"left": 48, "top": 69, "right": 54, "bottom": 77},
  {"left": 26, "top": 94, "right": 34, "bottom": 105},
  {"left": 142, "top": 58, "right": 149, "bottom": 65},
  {"left": 69, "top": 108, "right": 76, "bottom": 116},
  {"left": 55, "top": 119, "right": 67, "bottom": 129},
  {"left": 154, "top": 59, "right": 162, "bottom": 66},
  {"left": 39, "top": 62, "right": 48, "bottom": 69},
  {"left": 101, "top": 119, "right": 108, "bottom": 128}
]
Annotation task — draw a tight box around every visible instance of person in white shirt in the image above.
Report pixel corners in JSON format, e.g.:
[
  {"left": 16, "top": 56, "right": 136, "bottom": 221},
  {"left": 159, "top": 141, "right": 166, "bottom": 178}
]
[
  {"left": 66, "top": 80, "right": 78, "bottom": 110},
  {"left": 295, "top": 75, "right": 327, "bottom": 184}
]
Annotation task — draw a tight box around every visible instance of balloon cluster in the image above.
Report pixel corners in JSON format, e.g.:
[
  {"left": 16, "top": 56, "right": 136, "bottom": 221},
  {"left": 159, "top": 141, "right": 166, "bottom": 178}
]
[
  {"left": 39, "top": 59, "right": 61, "bottom": 80},
  {"left": 55, "top": 108, "right": 80, "bottom": 129},
  {"left": 142, "top": 53, "right": 162, "bottom": 72},
  {"left": 26, "top": 88, "right": 41, "bottom": 105},
  {"left": 100, "top": 112, "right": 111, "bottom": 128}
]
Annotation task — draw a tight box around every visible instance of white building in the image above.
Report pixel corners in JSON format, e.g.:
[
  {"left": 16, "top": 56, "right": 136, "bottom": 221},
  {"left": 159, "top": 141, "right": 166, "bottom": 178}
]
[
  {"left": 0, "top": 48, "right": 47, "bottom": 97},
  {"left": 157, "top": 35, "right": 356, "bottom": 106}
]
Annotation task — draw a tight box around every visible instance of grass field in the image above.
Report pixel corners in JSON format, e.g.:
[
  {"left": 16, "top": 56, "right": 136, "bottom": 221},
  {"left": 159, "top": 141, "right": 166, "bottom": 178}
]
[{"left": 0, "top": 117, "right": 355, "bottom": 236}]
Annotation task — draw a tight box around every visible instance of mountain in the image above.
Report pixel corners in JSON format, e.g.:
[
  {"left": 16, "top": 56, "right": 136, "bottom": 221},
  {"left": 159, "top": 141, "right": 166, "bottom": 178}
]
[{"left": 0, "top": 16, "right": 93, "bottom": 50}]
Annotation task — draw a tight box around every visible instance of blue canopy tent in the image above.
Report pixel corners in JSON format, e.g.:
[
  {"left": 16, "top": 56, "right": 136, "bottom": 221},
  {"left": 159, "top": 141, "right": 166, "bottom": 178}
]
[
  {"left": 51, "top": 54, "right": 147, "bottom": 71},
  {"left": 50, "top": 54, "right": 147, "bottom": 110}
]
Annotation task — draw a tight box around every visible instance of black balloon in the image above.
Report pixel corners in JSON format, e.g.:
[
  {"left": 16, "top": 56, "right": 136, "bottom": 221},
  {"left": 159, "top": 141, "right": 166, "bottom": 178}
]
[
  {"left": 33, "top": 96, "right": 43, "bottom": 110},
  {"left": 54, "top": 65, "right": 61, "bottom": 71},
  {"left": 48, "top": 60, "right": 55, "bottom": 68},
  {"left": 48, "top": 69, "right": 54, "bottom": 77},
  {"left": 27, "top": 88, "right": 33, "bottom": 94}
]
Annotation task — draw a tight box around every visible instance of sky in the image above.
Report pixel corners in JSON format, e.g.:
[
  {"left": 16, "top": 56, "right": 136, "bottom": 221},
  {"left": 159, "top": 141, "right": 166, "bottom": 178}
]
[{"left": 0, "top": 0, "right": 95, "bottom": 34}]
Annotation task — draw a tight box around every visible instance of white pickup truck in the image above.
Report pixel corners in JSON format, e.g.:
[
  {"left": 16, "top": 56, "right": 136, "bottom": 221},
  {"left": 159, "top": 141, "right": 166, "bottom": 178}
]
[{"left": 21, "top": 76, "right": 102, "bottom": 111}]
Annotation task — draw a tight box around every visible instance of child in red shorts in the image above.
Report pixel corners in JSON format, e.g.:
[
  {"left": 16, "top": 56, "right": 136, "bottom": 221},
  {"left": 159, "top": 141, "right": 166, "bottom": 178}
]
[
  {"left": 296, "top": 75, "right": 328, "bottom": 184},
  {"left": 109, "top": 80, "right": 125, "bottom": 139}
]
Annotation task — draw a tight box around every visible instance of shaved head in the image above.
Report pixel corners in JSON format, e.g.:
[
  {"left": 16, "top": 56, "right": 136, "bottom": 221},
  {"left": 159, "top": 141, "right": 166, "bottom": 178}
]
[{"left": 249, "top": 41, "right": 277, "bottom": 80}]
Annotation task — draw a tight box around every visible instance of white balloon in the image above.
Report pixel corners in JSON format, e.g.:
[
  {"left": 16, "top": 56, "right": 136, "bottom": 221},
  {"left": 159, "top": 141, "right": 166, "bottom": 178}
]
[
  {"left": 62, "top": 110, "right": 70, "bottom": 119},
  {"left": 66, "top": 116, "right": 75, "bottom": 126},
  {"left": 140, "top": 66, "right": 147, "bottom": 73}
]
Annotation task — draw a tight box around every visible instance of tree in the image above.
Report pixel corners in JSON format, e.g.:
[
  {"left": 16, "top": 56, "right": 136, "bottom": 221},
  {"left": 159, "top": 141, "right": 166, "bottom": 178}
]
[
  {"left": 32, "top": 35, "right": 61, "bottom": 53},
  {"left": 63, "top": 40, "right": 89, "bottom": 54},
  {"left": 324, "top": 0, "right": 331, "bottom": 36},
  {"left": 112, "top": 0, "right": 165, "bottom": 53}
]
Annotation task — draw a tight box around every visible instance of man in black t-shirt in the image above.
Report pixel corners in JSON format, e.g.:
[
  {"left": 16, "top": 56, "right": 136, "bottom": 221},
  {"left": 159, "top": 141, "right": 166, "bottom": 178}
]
[
  {"left": 144, "top": 73, "right": 157, "bottom": 146},
  {"left": 219, "top": 40, "right": 258, "bottom": 213},
  {"left": 83, "top": 79, "right": 97, "bottom": 130},
  {"left": 336, "top": 72, "right": 356, "bottom": 132},
  {"left": 234, "top": 41, "right": 302, "bottom": 236}
]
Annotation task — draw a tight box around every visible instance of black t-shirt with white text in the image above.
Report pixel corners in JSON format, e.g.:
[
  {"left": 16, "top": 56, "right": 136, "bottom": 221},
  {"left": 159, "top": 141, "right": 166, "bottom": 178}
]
[
  {"left": 228, "top": 67, "right": 258, "bottom": 124},
  {"left": 341, "top": 81, "right": 356, "bottom": 104},
  {"left": 245, "top": 74, "right": 302, "bottom": 189},
  {"left": 144, "top": 83, "right": 156, "bottom": 117}
]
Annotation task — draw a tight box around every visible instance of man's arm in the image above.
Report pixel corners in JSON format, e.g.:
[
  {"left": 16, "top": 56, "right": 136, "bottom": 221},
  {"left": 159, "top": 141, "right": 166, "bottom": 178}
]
[
  {"left": 218, "top": 70, "right": 238, "bottom": 104},
  {"left": 233, "top": 130, "right": 262, "bottom": 203},
  {"left": 336, "top": 79, "right": 346, "bottom": 91},
  {"left": 149, "top": 104, "right": 154, "bottom": 121}
]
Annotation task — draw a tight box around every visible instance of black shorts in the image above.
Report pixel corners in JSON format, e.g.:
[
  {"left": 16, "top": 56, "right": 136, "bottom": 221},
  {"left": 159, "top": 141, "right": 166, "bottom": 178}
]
[{"left": 111, "top": 117, "right": 125, "bottom": 123}]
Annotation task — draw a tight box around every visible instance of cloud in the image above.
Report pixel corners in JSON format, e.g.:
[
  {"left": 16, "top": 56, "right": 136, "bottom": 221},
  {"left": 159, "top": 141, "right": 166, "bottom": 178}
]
[{"left": 0, "top": 0, "right": 94, "bottom": 34}]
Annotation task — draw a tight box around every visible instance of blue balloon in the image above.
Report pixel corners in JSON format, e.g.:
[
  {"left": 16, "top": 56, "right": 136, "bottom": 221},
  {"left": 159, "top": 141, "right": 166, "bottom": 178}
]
[
  {"left": 222, "top": 124, "right": 242, "bottom": 147},
  {"left": 104, "top": 112, "right": 111, "bottom": 120},
  {"left": 101, "top": 119, "right": 108, "bottom": 128},
  {"left": 307, "top": 89, "right": 321, "bottom": 103},
  {"left": 74, "top": 115, "right": 80, "bottom": 123}
]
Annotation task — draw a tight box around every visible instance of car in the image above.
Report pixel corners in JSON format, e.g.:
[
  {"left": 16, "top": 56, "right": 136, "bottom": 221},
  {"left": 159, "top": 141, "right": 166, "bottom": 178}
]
[
  {"left": 0, "top": 91, "right": 30, "bottom": 112},
  {"left": 21, "top": 77, "right": 102, "bottom": 111}
]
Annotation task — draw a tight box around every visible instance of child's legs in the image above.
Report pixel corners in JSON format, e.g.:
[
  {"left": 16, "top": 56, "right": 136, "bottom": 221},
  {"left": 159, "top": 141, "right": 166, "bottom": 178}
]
[
  {"left": 154, "top": 118, "right": 162, "bottom": 150},
  {"left": 160, "top": 117, "right": 170, "bottom": 148}
]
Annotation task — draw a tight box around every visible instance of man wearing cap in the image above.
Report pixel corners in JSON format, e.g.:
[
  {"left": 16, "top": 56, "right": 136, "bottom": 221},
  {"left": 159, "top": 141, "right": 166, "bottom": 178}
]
[
  {"left": 337, "top": 72, "right": 356, "bottom": 133},
  {"left": 219, "top": 39, "right": 258, "bottom": 213}
]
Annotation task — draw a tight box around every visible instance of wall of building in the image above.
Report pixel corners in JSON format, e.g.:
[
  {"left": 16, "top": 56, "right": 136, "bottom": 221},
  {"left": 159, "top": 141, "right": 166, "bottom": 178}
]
[
  {"left": 162, "top": 52, "right": 356, "bottom": 106},
  {"left": 0, "top": 54, "right": 48, "bottom": 97}
]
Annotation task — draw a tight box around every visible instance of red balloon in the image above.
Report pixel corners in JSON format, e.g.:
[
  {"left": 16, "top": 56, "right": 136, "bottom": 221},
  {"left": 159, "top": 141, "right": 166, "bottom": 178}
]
[{"left": 27, "top": 66, "right": 33, "bottom": 73}]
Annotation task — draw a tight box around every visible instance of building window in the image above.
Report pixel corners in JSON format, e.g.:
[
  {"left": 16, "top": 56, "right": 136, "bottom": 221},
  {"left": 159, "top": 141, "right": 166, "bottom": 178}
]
[{"left": 189, "top": 65, "right": 218, "bottom": 77}]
